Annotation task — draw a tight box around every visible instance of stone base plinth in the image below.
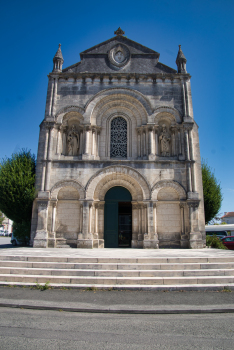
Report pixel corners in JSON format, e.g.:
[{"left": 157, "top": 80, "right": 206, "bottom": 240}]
[
  {"left": 33, "top": 239, "right": 48, "bottom": 248},
  {"left": 180, "top": 239, "right": 189, "bottom": 248},
  {"left": 143, "top": 240, "right": 159, "bottom": 249},
  {"left": 77, "top": 239, "right": 93, "bottom": 249},
  {"left": 189, "top": 232, "right": 204, "bottom": 249},
  {"left": 93, "top": 239, "right": 104, "bottom": 248}
]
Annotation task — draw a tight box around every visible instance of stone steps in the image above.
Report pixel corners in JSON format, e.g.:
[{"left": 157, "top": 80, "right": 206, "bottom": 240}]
[
  {"left": 1, "top": 267, "right": 234, "bottom": 277},
  {"left": 1, "top": 274, "right": 234, "bottom": 285},
  {"left": 1, "top": 254, "right": 234, "bottom": 289},
  {"left": 2, "top": 261, "right": 234, "bottom": 270}
]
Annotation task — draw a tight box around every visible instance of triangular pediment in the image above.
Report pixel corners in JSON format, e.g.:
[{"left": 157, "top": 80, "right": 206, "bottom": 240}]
[{"left": 81, "top": 36, "right": 159, "bottom": 56}]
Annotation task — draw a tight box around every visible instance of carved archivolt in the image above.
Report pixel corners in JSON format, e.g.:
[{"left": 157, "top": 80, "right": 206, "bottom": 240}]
[
  {"left": 94, "top": 176, "right": 140, "bottom": 201},
  {"left": 85, "top": 88, "right": 152, "bottom": 122},
  {"left": 56, "top": 106, "right": 84, "bottom": 124},
  {"left": 154, "top": 107, "right": 181, "bottom": 123},
  {"left": 50, "top": 180, "right": 85, "bottom": 200},
  {"left": 95, "top": 98, "right": 146, "bottom": 126},
  {"left": 86, "top": 165, "right": 151, "bottom": 200},
  {"left": 151, "top": 180, "right": 186, "bottom": 200}
]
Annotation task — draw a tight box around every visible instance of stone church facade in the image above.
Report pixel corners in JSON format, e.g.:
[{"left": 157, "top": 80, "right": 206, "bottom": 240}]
[{"left": 31, "top": 28, "right": 206, "bottom": 249}]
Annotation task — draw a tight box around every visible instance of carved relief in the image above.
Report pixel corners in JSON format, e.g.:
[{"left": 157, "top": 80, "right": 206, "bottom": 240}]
[
  {"left": 67, "top": 125, "right": 79, "bottom": 156},
  {"left": 159, "top": 124, "right": 171, "bottom": 156}
]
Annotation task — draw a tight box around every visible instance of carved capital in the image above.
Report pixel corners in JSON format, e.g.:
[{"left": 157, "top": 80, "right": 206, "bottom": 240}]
[
  {"left": 187, "top": 201, "right": 199, "bottom": 209},
  {"left": 179, "top": 201, "right": 187, "bottom": 209},
  {"left": 37, "top": 201, "right": 49, "bottom": 209}
]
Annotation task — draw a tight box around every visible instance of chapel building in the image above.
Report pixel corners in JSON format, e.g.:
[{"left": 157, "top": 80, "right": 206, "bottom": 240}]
[{"left": 31, "top": 28, "right": 205, "bottom": 249}]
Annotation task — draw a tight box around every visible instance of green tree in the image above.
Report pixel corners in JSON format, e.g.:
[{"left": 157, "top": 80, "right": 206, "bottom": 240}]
[
  {"left": 0, "top": 210, "right": 4, "bottom": 227},
  {"left": 0, "top": 150, "right": 36, "bottom": 242},
  {"left": 202, "top": 160, "right": 223, "bottom": 224}
]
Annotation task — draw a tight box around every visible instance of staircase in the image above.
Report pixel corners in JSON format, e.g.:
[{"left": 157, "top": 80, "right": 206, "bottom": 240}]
[{"left": 1, "top": 254, "right": 234, "bottom": 290}]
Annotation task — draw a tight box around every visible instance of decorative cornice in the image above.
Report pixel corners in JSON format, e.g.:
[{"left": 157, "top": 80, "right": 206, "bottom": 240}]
[{"left": 48, "top": 72, "right": 191, "bottom": 81}]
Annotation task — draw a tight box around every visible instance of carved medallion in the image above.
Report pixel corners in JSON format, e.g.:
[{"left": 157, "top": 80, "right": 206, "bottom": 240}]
[{"left": 108, "top": 44, "right": 130, "bottom": 68}]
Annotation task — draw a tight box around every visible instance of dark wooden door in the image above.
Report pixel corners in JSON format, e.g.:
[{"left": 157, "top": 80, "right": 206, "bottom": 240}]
[{"left": 104, "top": 187, "right": 132, "bottom": 248}]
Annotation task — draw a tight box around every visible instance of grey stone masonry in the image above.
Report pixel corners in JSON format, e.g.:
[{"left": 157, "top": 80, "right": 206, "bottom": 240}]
[{"left": 31, "top": 29, "right": 205, "bottom": 249}]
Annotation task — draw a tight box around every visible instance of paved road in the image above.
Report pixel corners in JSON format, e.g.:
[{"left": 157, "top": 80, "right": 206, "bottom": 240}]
[
  {"left": 0, "top": 237, "right": 12, "bottom": 249},
  {"left": 0, "top": 307, "right": 234, "bottom": 349}
]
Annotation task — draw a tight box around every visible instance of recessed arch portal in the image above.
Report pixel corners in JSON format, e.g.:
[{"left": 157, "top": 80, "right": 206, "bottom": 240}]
[{"left": 104, "top": 186, "right": 132, "bottom": 248}]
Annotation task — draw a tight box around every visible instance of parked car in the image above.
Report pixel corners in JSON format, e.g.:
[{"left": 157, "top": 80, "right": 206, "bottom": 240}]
[
  {"left": 10, "top": 232, "right": 21, "bottom": 246},
  {"left": 221, "top": 236, "right": 234, "bottom": 250},
  {"left": 10, "top": 232, "right": 29, "bottom": 246}
]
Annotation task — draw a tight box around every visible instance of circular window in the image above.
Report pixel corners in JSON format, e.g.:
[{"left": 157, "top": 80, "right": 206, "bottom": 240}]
[{"left": 108, "top": 44, "right": 130, "bottom": 68}]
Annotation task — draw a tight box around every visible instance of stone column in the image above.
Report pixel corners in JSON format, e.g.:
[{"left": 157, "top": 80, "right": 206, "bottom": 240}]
[
  {"left": 131, "top": 202, "right": 139, "bottom": 248},
  {"left": 33, "top": 201, "right": 49, "bottom": 248},
  {"left": 49, "top": 201, "right": 57, "bottom": 248},
  {"left": 180, "top": 128, "right": 185, "bottom": 159},
  {"left": 85, "top": 127, "right": 90, "bottom": 154},
  {"left": 48, "top": 79, "right": 54, "bottom": 116},
  {"left": 148, "top": 126, "right": 156, "bottom": 160},
  {"left": 96, "top": 129, "right": 100, "bottom": 158},
  {"left": 180, "top": 202, "right": 188, "bottom": 248},
  {"left": 137, "top": 204, "right": 143, "bottom": 247},
  {"left": 45, "top": 126, "right": 53, "bottom": 191},
  {"left": 91, "top": 129, "right": 96, "bottom": 156},
  {"left": 93, "top": 203, "right": 99, "bottom": 248},
  {"left": 178, "top": 127, "right": 181, "bottom": 155},
  {"left": 98, "top": 202, "right": 105, "bottom": 247},
  {"left": 187, "top": 163, "right": 192, "bottom": 193},
  {"left": 184, "top": 81, "right": 190, "bottom": 117},
  {"left": 181, "top": 79, "right": 187, "bottom": 117},
  {"left": 171, "top": 126, "right": 176, "bottom": 156},
  {"left": 77, "top": 201, "right": 93, "bottom": 248},
  {"left": 78, "top": 203, "right": 83, "bottom": 237},
  {"left": 184, "top": 129, "right": 190, "bottom": 160},
  {"left": 188, "top": 201, "right": 203, "bottom": 249},
  {"left": 143, "top": 129, "right": 146, "bottom": 158},
  {"left": 61, "top": 126, "right": 67, "bottom": 155},
  {"left": 79, "top": 130, "right": 83, "bottom": 156},
  {"left": 82, "top": 126, "right": 91, "bottom": 159},
  {"left": 188, "top": 129, "right": 197, "bottom": 192},
  {"left": 56, "top": 126, "right": 61, "bottom": 155},
  {"left": 137, "top": 130, "right": 141, "bottom": 159},
  {"left": 52, "top": 77, "right": 58, "bottom": 117},
  {"left": 145, "top": 128, "right": 149, "bottom": 156},
  {"left": 40, "top": 126, "right": 49, "bottom": 191},
  {"left": 143, "top": 202, "right": 159, "bottom": 249},
  {"left": 155, "top": 126, "right": 159, "bottom": 156}
]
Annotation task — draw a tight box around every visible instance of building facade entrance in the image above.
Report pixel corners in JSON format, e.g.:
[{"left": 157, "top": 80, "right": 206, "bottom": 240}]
[{"left": 104, "top": 187, "right": 132, "bottom": 248}]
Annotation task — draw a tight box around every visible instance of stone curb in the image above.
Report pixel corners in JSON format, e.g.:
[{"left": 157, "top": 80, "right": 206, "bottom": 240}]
[
  {"left": 1, "top": 282, "right": 234, "bottom": 291},
  {"left": 1, "top": 299, "right": 234, "bottom": 315}
]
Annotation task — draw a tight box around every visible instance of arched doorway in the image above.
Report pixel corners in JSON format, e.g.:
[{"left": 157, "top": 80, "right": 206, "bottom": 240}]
[{"left": 104, "top": 186, "right": 132, "bottom": 248}]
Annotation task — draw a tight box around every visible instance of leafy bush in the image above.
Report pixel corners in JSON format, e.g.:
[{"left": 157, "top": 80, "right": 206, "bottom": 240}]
[
  {"left": 202, "top": 160, "right": 223, "bottom": 224},
  {"left": 206, "top": 235, "right": 227, "bottom": 249},
  {"left": 0, "top": 150, "right": 36, "bottom": 242}
]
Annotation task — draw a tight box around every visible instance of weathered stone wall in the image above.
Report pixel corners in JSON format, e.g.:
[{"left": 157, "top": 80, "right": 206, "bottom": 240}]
[{"left": 31, "top": 34, "right": 205, "bottom": 249}]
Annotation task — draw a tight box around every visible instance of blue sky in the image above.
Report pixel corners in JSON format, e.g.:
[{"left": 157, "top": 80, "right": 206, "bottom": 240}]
[{"left": 0, "top": 0, "right": 233, "bottom": 215}]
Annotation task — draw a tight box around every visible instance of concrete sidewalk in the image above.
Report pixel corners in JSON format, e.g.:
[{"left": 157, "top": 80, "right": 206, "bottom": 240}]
[{"left": 0, "top": 286, "right": 234, "bottom": 314}]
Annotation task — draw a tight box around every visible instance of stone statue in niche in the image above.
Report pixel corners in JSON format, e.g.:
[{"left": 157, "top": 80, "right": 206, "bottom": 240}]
[
  {"left": 67, "top": 125, "right": 79, "bottom": 156},
  {"left": 159, "top": 124, "right": 171, "bottom": 156}
]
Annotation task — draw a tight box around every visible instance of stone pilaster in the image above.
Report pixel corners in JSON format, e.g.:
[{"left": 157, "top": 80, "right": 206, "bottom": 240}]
[
  {"left": 188, "top": 201, "right": 203, "bottom": 249},
  {"left": 33, "top": 201, "right": 49, "bottom": 248}
]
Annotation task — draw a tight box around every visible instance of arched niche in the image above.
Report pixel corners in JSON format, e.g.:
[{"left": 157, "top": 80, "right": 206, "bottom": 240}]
[
  {"left": 50, "top": 180, "right": 85, "bottom": 200},
  {"left": 152, "top": 180, "right": 186, "bottom": 200}
]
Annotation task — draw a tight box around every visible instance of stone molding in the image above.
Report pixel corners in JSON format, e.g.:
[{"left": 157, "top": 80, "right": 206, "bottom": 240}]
[
  {"left": 55, "top": 105, "right": 85, "bottom": 118},
  {"left": 86, "top": 165, "right": 151, "bottom": 200},
  {"left": 154, "top": 107, "right": 182, "bottom": 123},
  {"left": 50, "top": 180, "right": 85, "bottom": 200},
  {"left": 84, "top": 87, "right": 153, "bottom": 116},
  {"left": 151, "top": 180, "right": 187, "bottom": 200}
]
